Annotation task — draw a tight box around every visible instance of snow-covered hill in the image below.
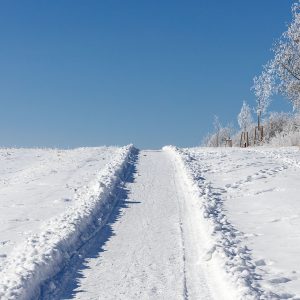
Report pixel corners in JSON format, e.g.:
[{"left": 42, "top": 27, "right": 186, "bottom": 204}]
[{"left": 1, "top": 146, "right": 300, "bottom": 299}]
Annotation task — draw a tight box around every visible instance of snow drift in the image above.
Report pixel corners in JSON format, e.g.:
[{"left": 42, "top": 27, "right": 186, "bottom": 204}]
[{"left": 0, "top": 145, "right": 135, "bottom": 300}]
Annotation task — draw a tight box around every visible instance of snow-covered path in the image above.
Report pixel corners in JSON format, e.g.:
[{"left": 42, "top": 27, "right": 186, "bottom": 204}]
[
  {"left": 3, "top": 146, "right": 300, "bottom": 299},
  {"left": 58, "top": 150, "right": 216, "bottom": 300},
  {"left": 172, "top": 147, "right": 300, "bottom": 299}
]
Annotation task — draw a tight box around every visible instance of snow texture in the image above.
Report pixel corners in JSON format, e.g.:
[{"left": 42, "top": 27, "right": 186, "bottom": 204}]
[
  {"left": 52, "top": 150, "right": 215, "bottom": 299},
  {"left": 0, "top": 147, "right": 120, "bottom": 263},
  {"left": 164, "top": 146, "right": 265, "bottom": 300},
  {"left": 165, "top": 146, "right": 300, "bottom": 300},
  {"left": 0, "top": 145, "right": 135, "bottom": 300}
]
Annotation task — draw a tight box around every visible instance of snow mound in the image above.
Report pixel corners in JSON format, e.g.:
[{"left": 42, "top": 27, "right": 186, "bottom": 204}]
[
  {"left": 163, "top": 146, "right": 265, "bottom": 300},
  {"left": 0, "top": 145, "right": 135, "bottom": 300}
]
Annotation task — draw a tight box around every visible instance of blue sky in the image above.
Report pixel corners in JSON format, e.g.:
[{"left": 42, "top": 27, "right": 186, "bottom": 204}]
[{"left": 0, "top": 1, "right": 295, "bottom": 149}]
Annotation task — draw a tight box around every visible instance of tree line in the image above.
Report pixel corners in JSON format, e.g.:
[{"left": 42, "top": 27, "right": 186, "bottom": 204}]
[{"left": 203, "top": 1, "right": 300, "bottom": 147}]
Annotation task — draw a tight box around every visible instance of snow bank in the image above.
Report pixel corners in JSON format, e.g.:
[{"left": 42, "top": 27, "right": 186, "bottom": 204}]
[
  {"left": 163, "top": 146, "right": 264, "bottom": 300},
  {"left": 0, "top": 145, "right": 135, "bottom": 300},
  {"left": 0, "top": 146, "right": 121, "bottom": 263}
]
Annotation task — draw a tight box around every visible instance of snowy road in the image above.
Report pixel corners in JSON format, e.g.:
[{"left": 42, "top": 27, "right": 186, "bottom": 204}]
[
  {"left": 57, "top": 150, "right": 217, "bottom": 300},
  {"left": 2, "top": 146, "right": 300, "bottom": 299}
]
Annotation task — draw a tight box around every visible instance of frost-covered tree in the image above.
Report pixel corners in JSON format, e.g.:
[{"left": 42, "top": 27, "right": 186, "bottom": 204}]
[
  {"left": 238, "top": 101, "right": 253, "bottom": 132},
  {"left": 268, "top": 111, "right": 293, "bottom": 137},
  {"left": 271, "top": 1, "right": 300, "bottom": 111},
  {"left": 259, "top": 1, "right": 300, "bottom": 111},
  {"left": 213, "top": 115, "right": 221, "bottom": 147},
  {"left": 252, "top": 69, "right": 273, "bottom": 127},
  {"left": 202, "top": 116, "right": 234, "bottom": 147}
]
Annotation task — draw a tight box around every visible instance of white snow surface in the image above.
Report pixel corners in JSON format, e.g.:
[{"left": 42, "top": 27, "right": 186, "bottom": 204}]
[
  {"left": 166, "top": 146, "right": 300, "bottom": 300},
  {"left": 1, "top": 145, "right": 300, "bottom": 300},
  {"left": 47, "top": 150, "right": 229, "bottom": 300},
  {"left": 0, "top": 147, "right": 120, "bottom": 261},
  {"left": 0, "top": 145, "right": 134, "bottom": 299}
]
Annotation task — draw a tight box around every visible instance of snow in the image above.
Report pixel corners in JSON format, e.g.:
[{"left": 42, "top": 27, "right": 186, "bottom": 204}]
[
  {"left": 166, "top": 146, "right": 300, "bottom": 299},
  {"left": 0, "top": 145, "right": 134, "bottom": 299},
  {"left": 44, "top": 150, "right": 219, "bottom": 300},
  {"left": 0, "top": 147, "right": 120, "bottom": 263},
  {"left": 1, "top": 145, "right": 300, "bottom": 299}
]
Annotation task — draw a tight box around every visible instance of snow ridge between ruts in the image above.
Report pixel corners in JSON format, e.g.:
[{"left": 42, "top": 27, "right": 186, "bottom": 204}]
[
  {"left": 0, "top": 145, "right": 135, "bottom": 300},
  {"left": 163, "top": 146, "right": 266, "bottom": 300}
]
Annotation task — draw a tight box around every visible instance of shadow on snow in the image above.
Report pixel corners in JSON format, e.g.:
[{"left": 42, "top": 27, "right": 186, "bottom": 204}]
[{"left": 41, "top": 148, "right": 140, "bottom": 300}]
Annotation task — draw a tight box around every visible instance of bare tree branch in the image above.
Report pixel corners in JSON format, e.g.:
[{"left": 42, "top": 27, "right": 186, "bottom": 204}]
[{"left": 281, "top": 62, "right": 300, "bottom": 81}]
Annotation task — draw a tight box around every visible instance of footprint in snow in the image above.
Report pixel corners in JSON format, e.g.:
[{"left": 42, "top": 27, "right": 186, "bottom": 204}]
[
  {"left": 255, "top": 188, "right": 276, "bottom": 195},
  {"left": 244, "top": 232, "right": 264, "bottom": 238},
  {"left": 269, "top": 292, "right": 296, "bottom": 299},
  {"left": 9, "top": 218, "right": 30, "bottom": 222},
  {"left": 270, "top": 218, "right": 281, "bottom": 223},
  {"left": 255, "top": 259, "right": 266, "bottom": 266},
  {"left": 0, "top": 240, "right": 10, "bottom": 247},
  {"left": 269, "top": 277, "right": 292, "bottom": 284},
  {"left": 270, "top": 215, "right": 300, "bottom": 223},
  {"left": 63, "top": 198, "right": 72, "bottom": 202}
]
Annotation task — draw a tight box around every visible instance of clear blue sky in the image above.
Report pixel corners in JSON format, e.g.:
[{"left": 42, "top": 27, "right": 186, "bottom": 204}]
[{"left": 0, "top": 1, "right": 294, "bottom": 149}]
